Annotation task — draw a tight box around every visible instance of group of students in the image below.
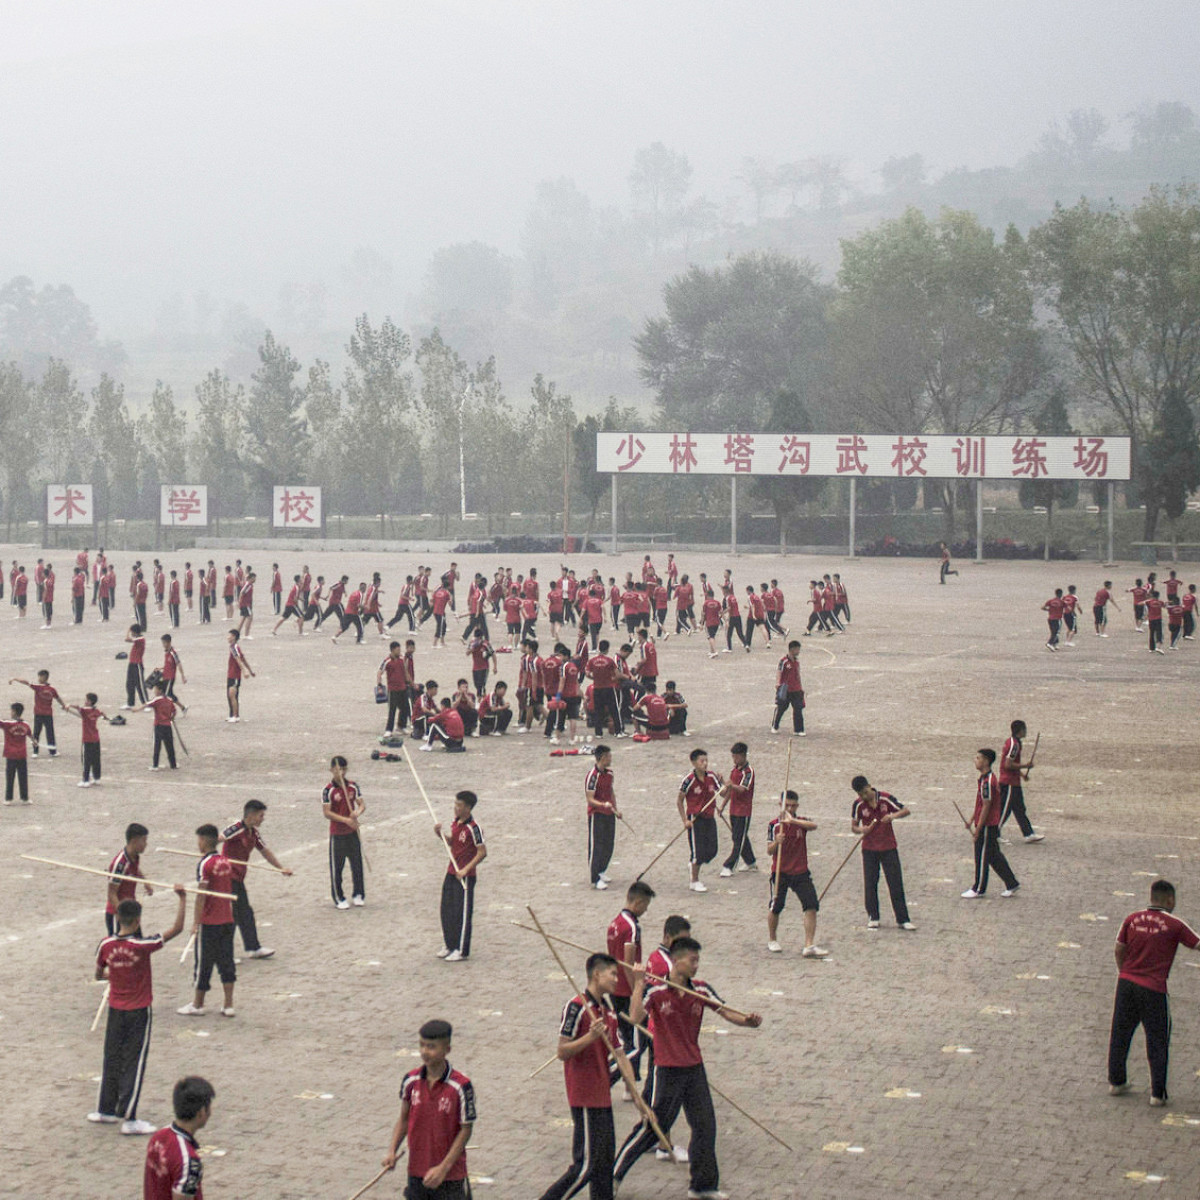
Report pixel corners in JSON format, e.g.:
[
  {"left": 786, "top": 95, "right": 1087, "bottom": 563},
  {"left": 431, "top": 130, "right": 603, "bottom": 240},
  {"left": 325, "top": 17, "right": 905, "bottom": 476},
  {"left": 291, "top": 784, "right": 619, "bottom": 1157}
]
[{"left": 1041, "top": 570, "right": 1195, "bottom": 652}]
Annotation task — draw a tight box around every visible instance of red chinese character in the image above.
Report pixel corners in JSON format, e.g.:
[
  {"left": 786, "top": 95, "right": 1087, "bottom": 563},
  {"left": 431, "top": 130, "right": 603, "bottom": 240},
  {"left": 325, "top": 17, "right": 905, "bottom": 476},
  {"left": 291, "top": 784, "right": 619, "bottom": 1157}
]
[
  {"left": 668, "top": 433, "right": 698, "bottom": 475},
  {"left": 835, "top": 435, "right": 869, "bottom": 475},
  {"left": 777, "top": 436, "right": 811, "bottom": 475},
  {"left": 166, "top": 489, "right": 202, "bottom": 523},
  {"left": 616, "top": 435, "right": 646, "bottom": 472},
  {"left": 1011, "top": 437, "right": 1048, "bottom": 478},
  {"left": 724, "top": 434, "right": 756, "bottom": 473},
  {"left": 890, "top": 436, "right": 928, "bottom": 477},
  {"left": 1072, "top": 436, "right": 1108, "bottom": 478},
  {"left": 279, "top": 488, "right": 316, "bottom": 524},
  {"left": 952, "top": 437, "right": 986, "bottom": 477},
  {"left": 52, "top": 488, "right": 88, "bottom": 520}
]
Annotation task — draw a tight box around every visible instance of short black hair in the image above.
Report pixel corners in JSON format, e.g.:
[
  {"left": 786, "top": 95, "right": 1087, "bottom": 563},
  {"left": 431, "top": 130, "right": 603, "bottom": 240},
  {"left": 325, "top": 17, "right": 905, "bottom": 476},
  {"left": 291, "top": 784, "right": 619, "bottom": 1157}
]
[
  {"left": 598, "top": 640, "right": 610, "bottom": 652},
  {"left": 456, "top": 790, "right": 478, "bottom": 809},
  {"left": 731, "top": 742, "right": 748, "bottom": 756},
  {"left": 243, "top": 799, "right": 267, "bottom": 815},
  {"left": 419, "top": 1019, "right": 453, "bottom": 1041},
  {"left": 628, "top": 880, "right": 655, "bottom": 902},
  {"left": 663, "top": 915, "right": 691, "bottom": 941},
  {"left": 850, "top": 775, "right": 868, "bottom": 793},
  {"left": 173, "top": 1075, "right": 215, "bottom": 1121},
  {"left": 670, "top": 935, "right": 701, "bottom": 955},
  {"left": 116, "top": 899, "right": 142, "bottom": 924},
  {"left": 1151, "top": 879, "right": 1176, "bottom": 904},
  {"left": 1011, "top": 720, "right": 1026, "bottom": 736},
  {"left": 978, "top": 748, "right": 996, "bottom": 767},
  {"left": 784, "top": 789, "right": 799, "bottom": 802},
  {"left": 586, "top": 952, "right": 618, "bottom": 977},
  {"left": 125, "top": 822, "right": 149, "bottom": 842},
  {"left": 594, "top": 744, "right": 611, "bottom": 758},
  {"left": 196, "top": 823, "right": 219, "bottom": 842},
  {"left": 689, "top": 747, "right": 706, "bottom": 763}
]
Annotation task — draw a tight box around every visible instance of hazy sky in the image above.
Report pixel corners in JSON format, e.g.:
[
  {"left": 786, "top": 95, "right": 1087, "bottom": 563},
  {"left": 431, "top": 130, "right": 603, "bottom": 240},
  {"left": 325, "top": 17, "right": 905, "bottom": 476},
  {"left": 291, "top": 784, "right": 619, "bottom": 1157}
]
[{"left": 4, "top": 0, "right": 1200, "bottom": 332}]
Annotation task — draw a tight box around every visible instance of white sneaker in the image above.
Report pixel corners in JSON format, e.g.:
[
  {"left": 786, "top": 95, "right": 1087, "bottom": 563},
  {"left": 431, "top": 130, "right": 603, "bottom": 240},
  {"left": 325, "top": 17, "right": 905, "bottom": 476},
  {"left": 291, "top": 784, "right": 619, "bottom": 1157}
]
[
  {"left": 549, "top": 736, "right": 559, "bottom": 745},
  {"left": 682, "top": 730, "right": 692, "bottom": 737},
  {"left": 901, "top": 922, "right": 917, "bottom": 931},
  {"left": 1001, "top": 886, "right": 1020, "bottom": 898},
  {"left": 867, "top": 919, "right": 880, "bottom": 929},
  {"left": 593, "top": 880, "right": 609, "bottom": 890},
  {"left": 351, "top": 895, "right": 365, "bottom": 906},
  {"left": 176, "top": 1003, "right": 205, "bottom": 1016},
  {"left": 336, "top": 899, "right": 350, "bottom": 910},
  {"left": 769, "top": 726, "right": 780, "bottom": 734},
  {"left": 1108, "top": 1082, "right": 1132, "bottom": 1096},
  {"left": 121, "top": 1119, "right": 157, "bottom": 1136},
  {"left": 689, "top": 880, "right": 708, "bottom": 893},
  {"left": 87, "top": 1112, "right": 119, "bottom": 1123},
  {"left": 516, "top": 725, "right": 528, "bottom": 733},
  {"left": 418, "top": 743, "right": 433, "bottom": 751},
  {"left": 444, "top": 949, "right": 464, "bottom": 962},
  {"left": 436, "top": 947, "right": 451, "bottom": 958},
  {"left": 1024, "top": 833, "right": 1045, "bottom": 843},
  {"left": 688, "top": 1189, "right": 729, "bottom": 1198},
  {"left": 709, "top": 652, "right": 718, "bottom": 659},
  {"left": 246, "top": 948, "right": 275, "bottom": 959},
  {"left": 801, "top": 945, "right": 829, "bottom": 958},
  {"left": 722, "top": 648, "right": 731, "bottom": 654},
  {"left": 77, "top": 780, "right": 91, "bottom": 788},
  {"left": 719, "top": 867, "right": 733, "bottom": 877},
  {"left": 767, "top": 940, "right": 782, "bottom": 953},
  {"left": 220, "top": 1007, "right": 236, "bottom": 1018},
  {"left": 961, "top": 889, "right": 983, "bottom": 899}
]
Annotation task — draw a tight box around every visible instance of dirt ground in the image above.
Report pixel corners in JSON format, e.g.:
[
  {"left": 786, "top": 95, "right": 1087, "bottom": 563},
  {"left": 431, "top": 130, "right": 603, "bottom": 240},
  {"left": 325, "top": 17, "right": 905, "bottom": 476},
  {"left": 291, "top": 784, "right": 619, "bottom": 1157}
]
[{"left": 1, "top": 545, "right": 1198, "bottom": 1199}]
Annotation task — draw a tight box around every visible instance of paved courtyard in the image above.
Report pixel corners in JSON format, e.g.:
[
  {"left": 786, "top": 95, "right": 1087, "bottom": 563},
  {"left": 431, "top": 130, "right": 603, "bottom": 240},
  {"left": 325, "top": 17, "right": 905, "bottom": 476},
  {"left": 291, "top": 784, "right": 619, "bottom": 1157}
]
[{"left": 1, "top": 545, "right": 1197, "bottom": 1198}]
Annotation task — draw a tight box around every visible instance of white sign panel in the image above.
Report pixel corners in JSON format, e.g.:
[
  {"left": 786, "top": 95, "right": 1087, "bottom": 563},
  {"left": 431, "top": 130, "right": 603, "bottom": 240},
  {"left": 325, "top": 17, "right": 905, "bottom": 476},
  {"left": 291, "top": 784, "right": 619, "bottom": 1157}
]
[
  {"left": 273, "top": 485, "right": 322, "bottom": 529},
  {"left": 160, "top": 485, "right": 209, "bottom": 526},
  {"left": 46, "top": 484, "right": 94, "bottom": 526},
  {"left": 597, "top": 432, "right": 1131, "bottom": 481}
]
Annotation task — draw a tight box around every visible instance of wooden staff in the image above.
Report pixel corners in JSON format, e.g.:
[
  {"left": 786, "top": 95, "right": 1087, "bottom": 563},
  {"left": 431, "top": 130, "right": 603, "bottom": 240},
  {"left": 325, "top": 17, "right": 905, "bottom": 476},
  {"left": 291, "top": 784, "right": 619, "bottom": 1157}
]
[
  {"left": 529, "top": 1052, "right": 559, "bottom": 1079},
  {"left": 618, "top": 813, "right": 637, "bottom": 837},
  {"left": 634, "top": 824, "right": 689, "bottom": 882},
  {"left": 1023, "top": 731, "right": 1040, "bottom": 778},
  {"left": 817, "top": 832, "right": 867, "bottom": 904},
  {"left": 156, "top": 848, "right": 286, "bottom": 874},
  {"left": 402, "top": 744, "right": 466, "bottom": 890},
  {"left": 346, "top": 1151, "right": 403, "bottom": 1200},
  {"left": 179, "top": 931, "right": 195, "bottom": 964},
  {"left": 20, "top": 855, "right": 226, "bottom": 899},
  {"left": 526, "top": 906, "right": 675, "bottom": 1157},
  {"left": 510, "top": 921, "right": 755, "bottom": 1021},
  {"left": 950, "top": 799, "right": 973, "bottom": 833},
  {"left": 770, "top": 741, "right": 795, "bottom": 906},
  {"left": 707, "top": 1077, "right": 795, "bottom": 1152},
  {"left": 91, "top": 985, "right": 109, "bottom": 1032},
  {"left": 172, "top": 718, "right": 189, "bottom": 757}
]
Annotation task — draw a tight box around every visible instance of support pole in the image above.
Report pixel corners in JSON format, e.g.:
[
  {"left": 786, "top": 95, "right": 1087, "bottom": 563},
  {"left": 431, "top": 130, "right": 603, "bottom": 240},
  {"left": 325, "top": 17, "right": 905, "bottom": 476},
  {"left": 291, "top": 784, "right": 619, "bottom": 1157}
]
[
  {"left": 975, "top": 478, "right": 984, "bottom": 563},
  {"left": 610, "top": 475, "right": 618, "bottom": 555},
  {"left": 731, "top": 474, "right": 738, "bottom": 556},
  {"left": 1106, "top": 480, "right": 1115, "bottom": 564},
  {"left": 848, "top": 476, "right": 856, "bottom": 558}
]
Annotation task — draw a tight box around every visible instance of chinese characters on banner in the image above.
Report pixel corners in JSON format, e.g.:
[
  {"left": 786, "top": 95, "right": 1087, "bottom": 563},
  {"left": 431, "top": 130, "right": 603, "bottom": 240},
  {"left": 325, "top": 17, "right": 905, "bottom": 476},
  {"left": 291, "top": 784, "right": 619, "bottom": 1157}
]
[
  {"left": 159, "top": 486, "right": 209, "bottom": 526},
  {"left": 272, "top": 485, "right": 322, "bottom": 529},
  {"left": 45, "top": 484, "right": 93, "bottom": 526},
  {"left": 597, "top": 433, "right": 1131, "bottom": 481}
]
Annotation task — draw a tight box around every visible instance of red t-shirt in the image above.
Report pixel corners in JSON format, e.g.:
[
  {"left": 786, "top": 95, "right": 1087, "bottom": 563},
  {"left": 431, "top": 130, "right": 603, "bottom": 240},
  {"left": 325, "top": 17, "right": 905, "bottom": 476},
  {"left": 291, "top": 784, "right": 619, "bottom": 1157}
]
[
  {"left": 435, "top": 709, "right": 465, "bottom": 740},
  {"left": 227, "top": 644, "right": 247, "bottom": 680},
  {"left": 768, "top": 817, "right": 809, "bottom": 873},
  {"left": 147, "top": 696, "right": 176, "bottom": 726},
  {"left": 400, "top": 1063, "right": 475, "bottom": 1180},
  {"left": 129, "top": 636, "right": 146, "bottom": 664},
  {"left": 748, "top": 594, "right": 765, "bottom": 620},
  {"left": 144, "top": 1124, "right": 203, "bottom": 1200},
  {"left": 106, "top": 848, "right": 144, "bottom": 914},
  {"left": 679, "top": 770, "right": 721, "bottom": 818},
  {"left": 27, "top": 683, "right": 59, "bottom": 716},
  {"left": 503, "top": 595, "right": 521, "bottom": 624},
  {"left": 324, "top": 780, "right": 362, "bottom": 837},
  {"left": 583, "top": 595, "right": 603, "bottom": 624},
  {"left": 79, "top": 706, "right": 102, "bottom": 744},
  {"left": 587, "top": 655, "right": 617, "bottom": 690},
  {"left": 972, "top": 772, "right": 1001, "bottom": 827},
  {"left": 852, "top": 790, "right": 904, "bottom": 852},
  {"left": 72, "top": 573, "right": 85, "bottom": 597},
  {"left": 42, "top": 576, "right": 55, "bottom": 603},
  {"left": 725, "top": 595, "right": 740, "bottom": 618},
  {"left": 1094, "top": 587, "right": 1111, "bottom": 606},
  {"left": 1165, "top": 578, "right": 1181, "bottom": 598},
  {"left": 653, "top": 585, "right": 668, "bottom": 610},
  {"left": 727, "top": 764, "right": 755, "bottom": 818},
  {"left": 561, "top": 660, "right": 581, "bottom": 699},
  {"left": 220, "top": 819, "right": 266, "bottom": 882},
  {"left": 559, "top": 994, "right": 619, "bottom": 1107},
  {"left": 676, "top": 582, "right": 694, "bottom": 609},
  {"left": 1168, "top": 603, "right": 1184, "bottom": 626},
  {"left": 196, "top": 853, "right": 234, "bottom": 925},
  {"left": 432, "top": 588, "right": 450, "bottom": 615},
  {"left": 97, "top": 932, "right": 163, "bottom": 1010},
  {"left": 637, "top": 642, "right": 658, "bottom": 678},
  {"left": 638, "top": 693, "right": 668, "bottom": 731},
  {"left": 1117, "top": 907, "right": 1199, "bottom": 993},
  {"left": 643, "top": 978, "right": 721, "bottom": 1068},
  {"left": 607, "top": 908, "right": 641, "bottom": 998},
  {"left": 778, "top": 656, "right": 801, "bottom": 692},
  {"left": 134, "top": 580, "right": 148, "bottom": 604},
  {"left": 345, "top": 589, "right": 363, "bottom": 616},
  {"left": 1, "top": 720, "right": 30, "bottom": 759},
  {"left": 271, "top": 570, "right": 282, "bottom": 594},
  {"left": 1044, "top": 596, "right": 1065, "bottom": 620},
  {"left": 1146, "top": 597, "right": 1164, "bottom": 621},
  {"left": 447, "top": 817, "right": 484, "bottom": 875},
  {"left": 162, "top": 649, "right": 180, "bottom": 681},
  {"left": 646, "top": 946, "right": 673, "bottom": 984},
  {"left": 999, "top": 736, "right": 1023, "bottom": 786},
  {"left": 382, "top": 656, "right": 407, "bottom": 690},
  {"left": 169, "top": 580, "right": 180, "bottom": 604},
  {"left": 702, "top": 598, "right": 722, "bottom": 627}
]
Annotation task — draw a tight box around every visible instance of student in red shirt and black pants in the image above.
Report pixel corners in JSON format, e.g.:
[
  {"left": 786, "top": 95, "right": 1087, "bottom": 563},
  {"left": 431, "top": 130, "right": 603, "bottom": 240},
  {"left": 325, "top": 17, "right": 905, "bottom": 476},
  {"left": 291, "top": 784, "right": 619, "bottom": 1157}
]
[
  {"left": 585, "top": 642, "right": 623, "bottom": 738},
  {"left": 178, "top": 825, "right": 237, "bottom": 1017},
  {"left": 607, "top": 881, "right": 653, "bottom": 1089},
  {"left": 538, "top": 954, "right": 622, "bottom": 1200},
  {"left": 143, "top": 1076, "right": 214, "bottom": 1200},
  {"left": 91, "top": 886, "right": 187, "bottom": 1134},
  {"left": 998, "top": 719, "right": 1043, "bottom": 842},
  {"left": 961, "top": 749, "right": 1019, "bottom": 899},
  {"left": 771, "top": 641, "right": 805, "bottom": 735},
  {"left": 585, "top": 745, "right": 621, "bottom": 888},
  {"left": 677, "top": 750, "right": 724, "bottom": 893},
  {"left": 434, "top": 791, "right": 486, "bottom": 962},
  {"left": 1, "top": 703, "right": 32, "bottom": 803},
  {"left": 124, "top": 624, "right": 147, "bottom": 708},
  {"left": 851, "top": 776, "right": 915, "bottom": 930},
  {"left": 220, "top": 799, "right": 292, "bottom": 958},
  {"left": 613, "top": 937, "right": 761, "bottom": 1197},
  {"left": 718, "top": 742, "right": 756, "bottom": 875},
  {"left": 323, "top": 756, "right": 365, "bottom": 909},
  {"left": 1108, "top": 880, "right": 1199, "bottom": 1105}
]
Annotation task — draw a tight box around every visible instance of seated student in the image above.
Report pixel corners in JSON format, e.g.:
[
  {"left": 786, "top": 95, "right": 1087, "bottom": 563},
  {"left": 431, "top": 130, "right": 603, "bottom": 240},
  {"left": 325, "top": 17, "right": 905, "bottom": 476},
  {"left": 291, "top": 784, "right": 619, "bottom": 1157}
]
[
  {"left": 662, "top": 681, "right": 689, "bottom": 736},
  {"left": 632, "top": 690, "right": 671, "bottom": 740},
  {"left": 478, "top": 681, "right": 512, "bottom": 735},
  {"left": 421, "top": 698, "right": 465, "bottom": 752},
  {"left": 411, "top": 682, "right": 438, "bottom": 739},
  {"left": 452, "top": 679, "right": 479, "bottom": 738}
]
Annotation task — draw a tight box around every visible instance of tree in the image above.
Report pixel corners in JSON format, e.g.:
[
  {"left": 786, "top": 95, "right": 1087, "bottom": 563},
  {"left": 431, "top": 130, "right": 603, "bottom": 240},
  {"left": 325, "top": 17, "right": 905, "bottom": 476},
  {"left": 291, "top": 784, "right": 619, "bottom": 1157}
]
[
  {"left": 302, "top": 359, "right": 345, "bottom": 510},
  {"left": 879, "top": 154, "right": 926, "bottom": 193},
  {"left": 1141, "top": 386, "right": 1200, "bottom": 555},
  {"left": 737, "top": 157, "right": 777, "bottom": 223},
  {"left": 0, "top": 363, "right": 39, "bottom": 531},
  {"left": 139, "top": 381, "right": 188, "bottom": 483},
  {"left": 192, "top": 369, "right": 247, "bottom": 519},
  {"left": 38, "top": 358, "right": 88, "bottom": 482},
  {"left": 833, "top": 208, "right": 1047, "bottom": 536},
  {"left": 636, "top": 251, "right": 832, "bottom": 432},
  {"left": 88, "top": 374, "right": 141, "bottom": 517},
  {"left": 1028, "top": 108, "right": 1109, "bottom": 169},
  {"left": 423, "top": 243, "right": 513, "bottom": 318},
  {"left": 629, "top": 142, "right": 692, "bottom": 253},
  {"left": 751, "top": 390, "right": 826, "bottom": 551},
  {"left": 521, "top": 375, "right": 576, "bottom": 517},
  {"left": 1017, "top": 389, "right": 1079, "bottom": 558},
  {"left": 520, "top": 177, "right": 597, "bottom": 314},
  {"left": 244, "top": 331, "right": 309, "bottom": 487},
  {"left": 341, "top": 315, "right": 419, "bottom": 513},
  {"left": 0, "top": 276, "right": 125, "bottom": 379},
  {"left": 1029, "top": 186, "right": 1200, "bottom": 536},
  {"left": 572, "top": 398, "right": 640, "bottom": 541}
]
